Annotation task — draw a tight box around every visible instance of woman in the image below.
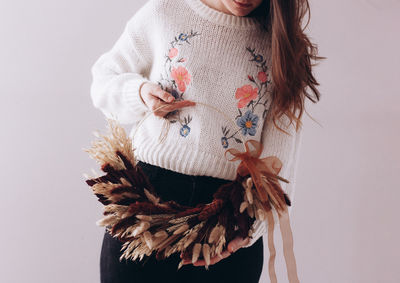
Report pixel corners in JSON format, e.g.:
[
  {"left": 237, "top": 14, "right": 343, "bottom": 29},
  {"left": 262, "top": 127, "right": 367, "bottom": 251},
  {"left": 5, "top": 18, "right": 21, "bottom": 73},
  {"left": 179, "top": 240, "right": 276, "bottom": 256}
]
[{"left": 90, "top": 0, "right": 322, "bottom": 282}]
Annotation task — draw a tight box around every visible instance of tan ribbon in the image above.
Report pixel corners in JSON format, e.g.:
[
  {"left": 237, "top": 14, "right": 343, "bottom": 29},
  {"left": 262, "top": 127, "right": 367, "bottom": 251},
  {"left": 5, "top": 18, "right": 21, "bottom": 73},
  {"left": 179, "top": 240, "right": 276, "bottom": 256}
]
[{"left": 225, "top": 139, "right": 300, "bottom": 283}]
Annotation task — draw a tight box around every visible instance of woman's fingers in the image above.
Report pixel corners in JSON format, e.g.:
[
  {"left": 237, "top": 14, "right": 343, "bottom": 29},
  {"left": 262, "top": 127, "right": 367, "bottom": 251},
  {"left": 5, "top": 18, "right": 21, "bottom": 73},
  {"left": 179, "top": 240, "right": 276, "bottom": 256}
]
[
  {"left": 227, "top": 236, "right": 250, "bottom": 253},
  {"left": 165, "top": 100, "right": 196, "bottom": 111},
  {"left": 140, "top": 82, "right": 196, "bottom": 118},
  {"left": 153, "top": 85, "right": 175, "bottom": 103},
  {"left": 180, "top": 237, "right": 250, "bottom": 267},
  {"left": 151, "top": 99, "right": 196, "bottom": 118},
  {"left": 193, "top": 250, "right": 231, "bottom": 266},
  {"left": 140, "top": 82, "right": 175, "bottom": 104},
  {"left": 181, "top": 250, "right": 231, "bottom": 266}
]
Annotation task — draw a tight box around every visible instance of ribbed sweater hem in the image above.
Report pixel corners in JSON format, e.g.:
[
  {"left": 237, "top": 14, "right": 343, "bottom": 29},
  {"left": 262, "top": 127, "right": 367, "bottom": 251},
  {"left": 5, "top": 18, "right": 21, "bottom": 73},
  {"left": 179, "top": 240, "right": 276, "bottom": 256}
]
[{"left": 130, "top": 133, "right": 239, "bottom": 181}]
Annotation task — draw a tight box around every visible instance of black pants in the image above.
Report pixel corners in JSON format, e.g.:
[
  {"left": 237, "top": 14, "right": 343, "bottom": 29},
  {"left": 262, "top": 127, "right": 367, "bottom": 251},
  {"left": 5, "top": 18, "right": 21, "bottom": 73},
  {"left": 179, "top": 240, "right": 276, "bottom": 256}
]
[{"left": 100, "top": 161, "right": 264, "bottom": 283}]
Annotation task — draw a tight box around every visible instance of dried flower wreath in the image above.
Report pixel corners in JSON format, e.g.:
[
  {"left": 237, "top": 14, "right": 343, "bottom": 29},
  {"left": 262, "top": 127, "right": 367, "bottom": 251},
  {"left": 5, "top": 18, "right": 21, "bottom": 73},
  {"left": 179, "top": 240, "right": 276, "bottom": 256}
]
[{"left": 83, "top": 102, "right": 300, "bottom": 283}]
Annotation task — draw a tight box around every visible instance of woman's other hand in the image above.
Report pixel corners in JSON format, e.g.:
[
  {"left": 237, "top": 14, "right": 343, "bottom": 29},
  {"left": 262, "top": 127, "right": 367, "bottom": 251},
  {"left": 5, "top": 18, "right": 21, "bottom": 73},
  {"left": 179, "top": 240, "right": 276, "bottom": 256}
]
[
  {"left": 139, "top": 81, "right": 196, "bottom": 118},
  {"left": 180, "top": 236, "right": 251, "bottom": 267}
]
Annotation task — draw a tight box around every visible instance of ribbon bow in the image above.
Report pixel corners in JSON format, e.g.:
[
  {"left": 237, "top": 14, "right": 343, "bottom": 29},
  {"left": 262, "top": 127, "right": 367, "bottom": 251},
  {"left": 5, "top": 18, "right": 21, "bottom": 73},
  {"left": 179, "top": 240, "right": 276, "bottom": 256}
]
[
  {"left": 224, "top": 139, "right": 290, "bottom": 215},
  {"left": 225, "top": 139, "right": 300, "bottom": 283}
]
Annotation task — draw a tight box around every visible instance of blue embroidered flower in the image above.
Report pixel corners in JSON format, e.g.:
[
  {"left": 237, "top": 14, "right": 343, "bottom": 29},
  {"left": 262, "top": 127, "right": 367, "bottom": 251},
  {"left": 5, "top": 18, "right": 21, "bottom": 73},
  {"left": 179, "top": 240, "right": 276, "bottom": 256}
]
[
  {"left": 178, "top": 33, "right": 188, "bottom": 41},
  {"left": 236, "top": 110, "right": 259, "bottom": 136},
  {"left": 221, "top": 137, "right": 229, "bottom": 148},
  {"left": 254, "top": 54, "right": 264, "bottom": 63},
  {"left": 180, "top": 125, "right": 190, "bottom": 137}
]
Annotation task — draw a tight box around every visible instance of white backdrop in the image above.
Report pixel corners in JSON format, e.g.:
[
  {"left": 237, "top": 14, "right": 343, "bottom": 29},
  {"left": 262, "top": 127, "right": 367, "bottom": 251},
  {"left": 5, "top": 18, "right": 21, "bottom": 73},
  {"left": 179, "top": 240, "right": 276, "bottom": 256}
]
[{"left": 1, "top": 0, "right": 399, "bottom": 282}]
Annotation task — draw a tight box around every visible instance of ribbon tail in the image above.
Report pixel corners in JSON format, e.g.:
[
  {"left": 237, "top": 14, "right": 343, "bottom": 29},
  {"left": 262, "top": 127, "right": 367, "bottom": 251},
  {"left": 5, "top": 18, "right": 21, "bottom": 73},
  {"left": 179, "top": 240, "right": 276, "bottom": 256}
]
[
  {"left": 278, "top": 207, "right": 300, "bottom": 283},
  {"left": 266, "top": 209, "right": 278, "bottom": 283}
]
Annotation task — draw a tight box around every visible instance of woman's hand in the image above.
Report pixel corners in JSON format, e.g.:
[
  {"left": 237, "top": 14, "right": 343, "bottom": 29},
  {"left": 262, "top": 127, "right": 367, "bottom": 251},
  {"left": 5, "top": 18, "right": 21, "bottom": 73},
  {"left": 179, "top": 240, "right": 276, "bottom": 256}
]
[
  {"left": 139, "top": 81, "right": 196, "bottom": 117},
  {"left": 180, "top": 236, "right": 250, "bottom": 267}
]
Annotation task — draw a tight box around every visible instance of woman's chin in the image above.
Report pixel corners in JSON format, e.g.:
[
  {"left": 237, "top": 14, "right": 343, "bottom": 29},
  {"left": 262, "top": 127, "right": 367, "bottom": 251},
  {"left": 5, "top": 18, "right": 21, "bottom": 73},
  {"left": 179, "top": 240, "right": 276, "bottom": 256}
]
[
  {"left": 230, "top": 0, "right": 254, "bottom": 15},
  {"left": 225, "top": 7, "right": 250, "bottom": 17}
]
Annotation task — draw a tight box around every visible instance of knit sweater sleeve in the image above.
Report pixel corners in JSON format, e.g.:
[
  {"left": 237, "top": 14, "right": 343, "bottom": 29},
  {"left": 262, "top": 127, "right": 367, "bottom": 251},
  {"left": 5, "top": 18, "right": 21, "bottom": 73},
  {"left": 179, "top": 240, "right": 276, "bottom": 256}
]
[
  {"left": 242, "top": 110, "right": 304, "bottom": 248},
  {"left": 89, "top": 1, "right": 155, "bottom": 125}
]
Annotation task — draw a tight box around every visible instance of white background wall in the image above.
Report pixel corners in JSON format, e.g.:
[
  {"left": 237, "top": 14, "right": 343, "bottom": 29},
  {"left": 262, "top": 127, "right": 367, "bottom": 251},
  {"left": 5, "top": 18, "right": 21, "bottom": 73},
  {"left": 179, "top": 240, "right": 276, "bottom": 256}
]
[{"left": 1, "top": 0, "right": 399, "bottom": 282}]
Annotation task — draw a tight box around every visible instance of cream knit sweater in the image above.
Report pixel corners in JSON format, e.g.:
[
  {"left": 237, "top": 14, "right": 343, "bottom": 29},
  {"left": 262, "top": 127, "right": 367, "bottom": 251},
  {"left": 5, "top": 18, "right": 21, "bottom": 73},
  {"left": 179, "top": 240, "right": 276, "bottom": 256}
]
[{"left": 90, "top": 0, "right": 303, "bottom": 248}]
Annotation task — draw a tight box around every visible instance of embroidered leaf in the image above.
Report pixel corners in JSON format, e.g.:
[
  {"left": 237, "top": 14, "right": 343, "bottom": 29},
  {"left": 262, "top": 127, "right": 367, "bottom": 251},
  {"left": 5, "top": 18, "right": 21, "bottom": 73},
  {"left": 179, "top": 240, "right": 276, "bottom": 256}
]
[
  {"left": 170, "top": 120, "right": 178, "bottom": 123},
  {"left": 246, "top": 46, "right": 255, "bottom": 53},
  {"left": 235, "top": 109, "right": 243, "bottom": 120},
  {"left": 246, "top": 100, "right": 254, "bottom": 108},
  {"left": 225, "top": 129, "right": 230, "bottom": 136},
  {"left": 234, "top": 138, "right": 243, "bottom": 144},
  {"left": 263, "top": 109, "right": 268, "bottom": 119},
  {"left": 222, "top": 126, "right": 227, "bottom": 135}
]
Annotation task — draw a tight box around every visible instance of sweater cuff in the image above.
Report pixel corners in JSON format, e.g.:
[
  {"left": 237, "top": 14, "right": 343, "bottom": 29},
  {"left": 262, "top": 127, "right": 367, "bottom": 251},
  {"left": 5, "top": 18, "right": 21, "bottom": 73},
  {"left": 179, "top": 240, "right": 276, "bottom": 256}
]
[
  {"left": 123, "top": 77, "right": 150, "bottom": 114},
  {"left": 242, "top": 219, "right": 267, "bottom": 248},
  {"left": 242, "top": 205, "right": 293, "bottom": 248}
]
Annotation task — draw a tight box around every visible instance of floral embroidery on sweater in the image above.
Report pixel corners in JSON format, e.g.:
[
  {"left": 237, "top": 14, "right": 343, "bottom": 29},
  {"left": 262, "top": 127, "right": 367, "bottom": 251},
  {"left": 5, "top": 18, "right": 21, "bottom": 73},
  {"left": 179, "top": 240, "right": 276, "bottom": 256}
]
[
  {"left": 221, "top": 47, "right": 271, "bottom": 149},
  {"left": 157, "top": 30, "right": 201, "bottom": 137}
]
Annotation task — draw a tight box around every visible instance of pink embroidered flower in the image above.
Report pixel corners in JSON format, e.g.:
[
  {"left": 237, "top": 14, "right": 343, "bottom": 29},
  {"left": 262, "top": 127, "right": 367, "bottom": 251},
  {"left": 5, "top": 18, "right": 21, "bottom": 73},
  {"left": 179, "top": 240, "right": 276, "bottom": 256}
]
[
  {"left": 168, "top": 48, "right": 178, "bottom": 59},
  {"left": 171, "top": 66, "right": 191, "bottom": 92},
  {"left": 235, "top": 84, "right": 258, "bottom": 108},
  {"left": 257, "top": 71, "right": 268, "bottom": 83}
]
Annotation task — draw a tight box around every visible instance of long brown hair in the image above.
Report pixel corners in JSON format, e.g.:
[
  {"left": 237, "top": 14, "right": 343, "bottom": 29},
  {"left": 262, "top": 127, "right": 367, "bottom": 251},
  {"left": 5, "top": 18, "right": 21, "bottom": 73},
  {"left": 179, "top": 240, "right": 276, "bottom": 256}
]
[{"left": 250, "top": 0, "right": 325, "bottom": 134}]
